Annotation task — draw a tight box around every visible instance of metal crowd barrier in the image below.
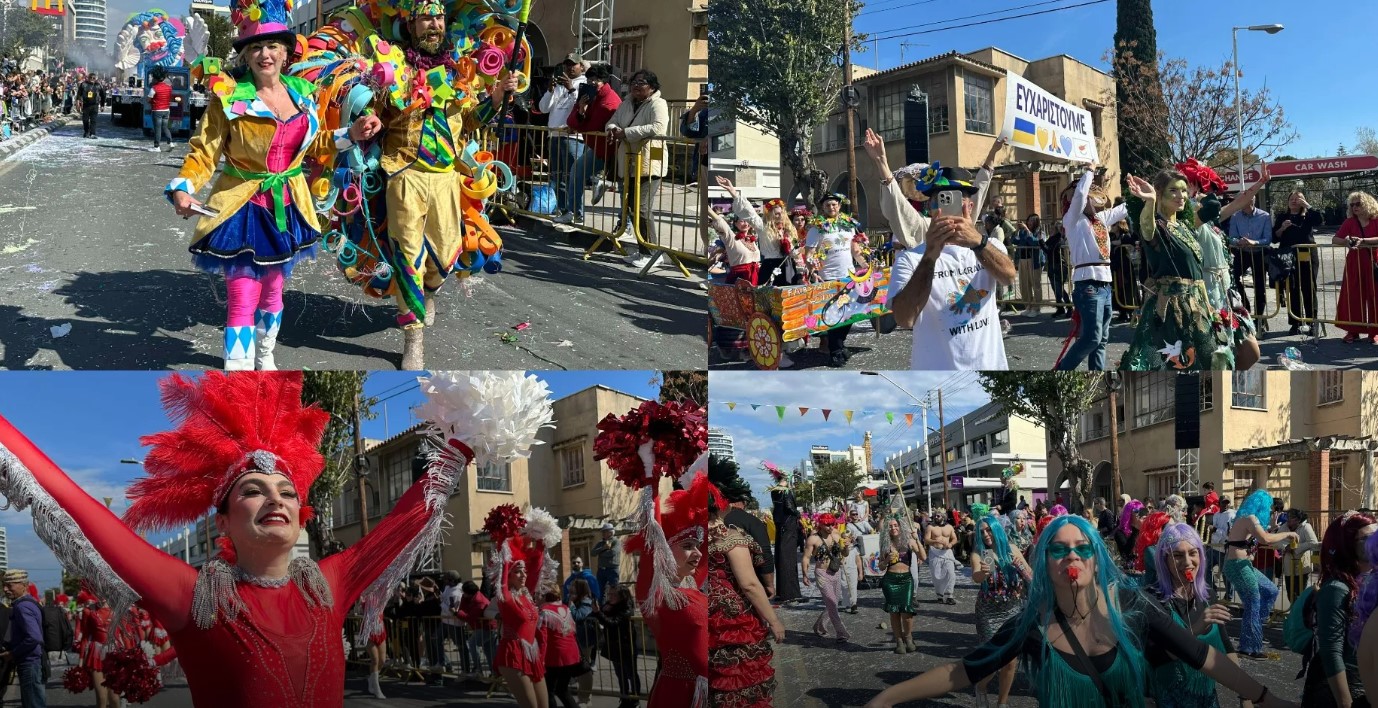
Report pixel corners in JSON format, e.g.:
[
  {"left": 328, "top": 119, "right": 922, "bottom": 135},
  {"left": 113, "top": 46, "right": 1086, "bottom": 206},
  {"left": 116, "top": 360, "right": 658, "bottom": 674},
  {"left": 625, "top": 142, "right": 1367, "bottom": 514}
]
[
  {"left": 344, "top": 612, "right": 658, "bottom": 701},
  {"left": 1268, "top": 243, "right": 1378, "bottom": 338},
  {"left": 475, "top": 123, "right": 708, "bottom": 279}
]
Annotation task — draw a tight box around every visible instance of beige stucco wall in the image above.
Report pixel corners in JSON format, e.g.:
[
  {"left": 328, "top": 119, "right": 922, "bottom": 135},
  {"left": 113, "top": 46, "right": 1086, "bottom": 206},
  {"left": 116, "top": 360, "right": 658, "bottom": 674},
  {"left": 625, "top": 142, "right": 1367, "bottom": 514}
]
[
  {"left": 795, "top": 48, "right": 1118, "bottom": 231},
  {"left": 615, "top": 0, "right": 707, "bottom": 101}
]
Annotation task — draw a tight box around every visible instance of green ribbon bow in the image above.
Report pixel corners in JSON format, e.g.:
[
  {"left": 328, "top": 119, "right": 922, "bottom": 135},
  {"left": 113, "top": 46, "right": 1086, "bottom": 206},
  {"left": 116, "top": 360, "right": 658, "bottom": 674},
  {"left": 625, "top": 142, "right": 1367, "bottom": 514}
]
[{"left": 221, "top": 162, "right": 303, "bottom": 232}]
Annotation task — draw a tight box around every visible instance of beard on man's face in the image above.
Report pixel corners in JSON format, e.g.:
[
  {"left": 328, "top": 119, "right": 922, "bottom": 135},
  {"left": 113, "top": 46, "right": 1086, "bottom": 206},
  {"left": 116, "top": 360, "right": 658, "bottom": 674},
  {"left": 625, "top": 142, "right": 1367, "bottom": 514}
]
[{"left": 412, "top": 24, "right": 446, "bottom": 55}]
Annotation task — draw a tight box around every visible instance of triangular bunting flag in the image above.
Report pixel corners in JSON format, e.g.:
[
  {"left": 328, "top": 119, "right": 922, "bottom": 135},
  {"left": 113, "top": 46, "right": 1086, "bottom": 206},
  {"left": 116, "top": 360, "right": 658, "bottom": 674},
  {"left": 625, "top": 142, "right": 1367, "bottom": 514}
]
[
  {"left": 822, "top": 409, "right": 832, "bottom": 421},
  {"left": 775, "top": 406, "right": 785, "bottom": 421},
  {"left": 844, "top": 410, "right": 854, "bottom": 424},
  {"left": 905, "top": 413, "right": 914, "bottom": 427},
  {"left": 799, "top": 407, "right": 810, "bottom": 417},
  {"left": 886, "top": 412, "right": 895, "bottom": 424},
  {"left": 726, "top": 402, "right": 736, "bottom": 411},
  {"left": 751, "top": 404, "right": 760, "bottom": 411}
]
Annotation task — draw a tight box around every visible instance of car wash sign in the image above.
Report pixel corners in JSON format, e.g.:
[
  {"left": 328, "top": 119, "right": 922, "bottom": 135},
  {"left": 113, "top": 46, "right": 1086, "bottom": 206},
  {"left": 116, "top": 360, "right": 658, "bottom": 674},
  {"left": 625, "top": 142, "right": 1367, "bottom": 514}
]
[
  {"left": 1001, "top": 71, "right": 1099, "bottom": 164},
  {"left": 1221, "top": 156, "right": 1378, "bottom": 190}
]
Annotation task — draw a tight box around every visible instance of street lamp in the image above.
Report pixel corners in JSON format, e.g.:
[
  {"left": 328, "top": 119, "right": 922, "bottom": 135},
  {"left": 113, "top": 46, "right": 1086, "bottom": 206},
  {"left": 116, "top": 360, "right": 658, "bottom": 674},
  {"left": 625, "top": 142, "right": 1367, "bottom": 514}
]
[
  {"left": 1232, "top": 24, "right": 1283, "bottom": 190},
  {"left": 860, "top": 371, "right": 950, "bottom": 510}
]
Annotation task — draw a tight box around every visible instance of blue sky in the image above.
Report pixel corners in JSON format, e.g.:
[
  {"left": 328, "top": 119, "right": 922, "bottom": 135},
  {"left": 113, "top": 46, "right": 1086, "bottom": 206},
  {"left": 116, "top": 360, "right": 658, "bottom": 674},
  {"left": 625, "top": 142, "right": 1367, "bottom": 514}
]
[
  {"left": 0, "top": 370, "right": 661, "bottom": 592},
  {"left": 852, "top": 0, "right": 1373, "bottom": 159},
  {"left": 708, "top": 371, "right": 992, "bottom": 508}
]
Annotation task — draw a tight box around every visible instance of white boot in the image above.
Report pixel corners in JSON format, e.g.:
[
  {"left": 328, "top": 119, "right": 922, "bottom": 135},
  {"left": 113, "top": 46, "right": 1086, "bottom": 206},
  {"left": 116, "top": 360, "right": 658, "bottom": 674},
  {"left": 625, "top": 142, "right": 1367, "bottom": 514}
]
[
  {"left": 224, "top": 325, "right": 254, "bottom": 370},
  {"left": 400, "top": 324, "right": 425, "bottom": 370},
  {"left": 368, "top": 671, "right": 385, "bottom": 699},
  {"left": 254, "top": 309, "right": 282, "bottom": 371}
]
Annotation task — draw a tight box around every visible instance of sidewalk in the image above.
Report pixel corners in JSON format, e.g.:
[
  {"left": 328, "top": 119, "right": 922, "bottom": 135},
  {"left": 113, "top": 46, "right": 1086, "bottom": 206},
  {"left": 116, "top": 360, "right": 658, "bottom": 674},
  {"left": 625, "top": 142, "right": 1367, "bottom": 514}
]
[{"left": 0, "top": 114, "right": 74, "bottom": 161}]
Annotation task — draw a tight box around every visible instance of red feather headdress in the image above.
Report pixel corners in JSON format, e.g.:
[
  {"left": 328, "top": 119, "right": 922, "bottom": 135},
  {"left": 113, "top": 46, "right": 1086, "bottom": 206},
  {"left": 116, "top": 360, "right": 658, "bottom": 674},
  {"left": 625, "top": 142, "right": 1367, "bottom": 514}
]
[
  {"left": 639, "top": 471, "right": 721, "bottom": 589},
  {"left": 124, "top": 372, "right": 330, "bottom": 533},
  {"left": 1176, "top": 158, "right": 1228, "bottom": 196}
]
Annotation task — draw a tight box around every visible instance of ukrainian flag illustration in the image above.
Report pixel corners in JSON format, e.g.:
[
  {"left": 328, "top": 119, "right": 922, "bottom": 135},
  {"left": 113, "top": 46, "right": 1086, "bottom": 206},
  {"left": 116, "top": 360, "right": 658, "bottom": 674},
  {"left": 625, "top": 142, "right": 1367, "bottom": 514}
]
[{"left": 1012, "top": 117, "right": 1038, "bottom": 147}]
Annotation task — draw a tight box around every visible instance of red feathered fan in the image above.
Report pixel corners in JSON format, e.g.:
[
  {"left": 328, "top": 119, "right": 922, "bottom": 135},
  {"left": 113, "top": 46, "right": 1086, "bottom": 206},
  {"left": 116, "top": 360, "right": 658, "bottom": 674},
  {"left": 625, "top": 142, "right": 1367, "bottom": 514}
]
[
  {"left": 125, "top": 372, "right": 330, "bottom": 533},
  {"left": 593, "top": 400, "right": 707, "bottom": 490}
]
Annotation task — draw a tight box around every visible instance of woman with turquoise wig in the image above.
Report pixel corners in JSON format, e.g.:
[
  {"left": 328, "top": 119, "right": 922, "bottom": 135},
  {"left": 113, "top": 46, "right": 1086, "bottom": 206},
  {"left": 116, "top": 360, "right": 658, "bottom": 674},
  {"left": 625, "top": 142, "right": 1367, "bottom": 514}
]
[
  {"left": 864, "top": 514, "right": 1297, "bottom": 708},
  {"left": 1223, "top": 489, "right": 1299, "bottom": 657},
  {"left": 968, "top": 504, "right": 1033, "bottom": 708},
  {"left": 1149, "top": 522, "right": 1252, "bottom": 708}
]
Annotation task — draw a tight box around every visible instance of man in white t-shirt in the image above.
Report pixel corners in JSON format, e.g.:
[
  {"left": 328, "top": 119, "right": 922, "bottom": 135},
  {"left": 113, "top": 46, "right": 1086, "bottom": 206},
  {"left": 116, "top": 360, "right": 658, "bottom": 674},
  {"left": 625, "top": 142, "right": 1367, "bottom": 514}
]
[{"left": 863, "top": 131, "right": 1015, "bottom": 369}]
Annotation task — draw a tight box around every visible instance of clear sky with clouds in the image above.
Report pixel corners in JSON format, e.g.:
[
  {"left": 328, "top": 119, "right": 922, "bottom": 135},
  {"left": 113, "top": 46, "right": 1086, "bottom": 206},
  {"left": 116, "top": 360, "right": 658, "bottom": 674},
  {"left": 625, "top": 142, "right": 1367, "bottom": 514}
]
[
  {"left": 0, "top": 370, "right": 662, "bottom": 593},
  {"left": 853, "top": 0, "right": 1375, "bottom": 160},
  {"left": 708, "top": 371, "right": 993, "bottom": 508}
]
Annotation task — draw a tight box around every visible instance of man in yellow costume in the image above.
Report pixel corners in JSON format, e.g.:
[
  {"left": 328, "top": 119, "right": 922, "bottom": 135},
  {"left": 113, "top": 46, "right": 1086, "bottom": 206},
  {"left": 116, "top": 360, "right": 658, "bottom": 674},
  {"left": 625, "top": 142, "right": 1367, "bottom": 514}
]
[{"left": 377, "top": 0, "right": 518, "bottom": 369}]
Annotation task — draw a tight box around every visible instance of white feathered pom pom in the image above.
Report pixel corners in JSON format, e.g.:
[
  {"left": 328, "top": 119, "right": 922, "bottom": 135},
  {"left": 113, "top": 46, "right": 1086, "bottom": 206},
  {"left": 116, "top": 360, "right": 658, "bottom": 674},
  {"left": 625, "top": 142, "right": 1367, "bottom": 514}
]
[
  {"left": 416, "top": 371, "right": 556, "bottom": 467},
  {"left": 523, "top": 507, "right": 563, "bottom": 548}
]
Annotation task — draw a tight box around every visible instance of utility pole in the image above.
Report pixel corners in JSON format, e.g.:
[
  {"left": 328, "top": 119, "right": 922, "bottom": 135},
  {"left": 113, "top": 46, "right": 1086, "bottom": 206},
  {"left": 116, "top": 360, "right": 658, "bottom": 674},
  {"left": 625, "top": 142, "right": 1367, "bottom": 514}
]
[
  {"left": 921, "top": 404, "right": 931, "bottom": 512},
  {"left": 1108, "top": 373, "right": 1123, "bottom": 506},
  {"left": 354, "top": 387, "right": 370, "bottom": 536},
  {"left": 938, "top": 389, "right": 951, "bottom": 509},
  {"left": 841, "top": 8, "right": 858, "bottom": 211}
]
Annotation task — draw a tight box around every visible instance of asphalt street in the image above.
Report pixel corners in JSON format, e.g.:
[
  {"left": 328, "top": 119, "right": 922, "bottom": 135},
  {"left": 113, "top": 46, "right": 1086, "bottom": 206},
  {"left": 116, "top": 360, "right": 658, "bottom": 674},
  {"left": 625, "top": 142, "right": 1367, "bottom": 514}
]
[
  {"left": 771, "top": 563, "right": 1305, "bottom": 707},
  {"left": 2, "top": 669, "right": 627, "bottom": 706},
  {"left": 709, "top": 294, "right": 1376, "bottom": 371},
  {"left": 0, "top": 110, "right": 705, "bottom": 371}
]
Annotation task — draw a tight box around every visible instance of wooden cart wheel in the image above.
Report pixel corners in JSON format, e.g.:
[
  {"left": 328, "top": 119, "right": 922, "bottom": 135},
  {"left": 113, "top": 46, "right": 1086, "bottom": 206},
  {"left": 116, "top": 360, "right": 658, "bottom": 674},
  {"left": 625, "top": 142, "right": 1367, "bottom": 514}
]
[{"left": 747, "top": 313, "right": 782, "bottom": 370}]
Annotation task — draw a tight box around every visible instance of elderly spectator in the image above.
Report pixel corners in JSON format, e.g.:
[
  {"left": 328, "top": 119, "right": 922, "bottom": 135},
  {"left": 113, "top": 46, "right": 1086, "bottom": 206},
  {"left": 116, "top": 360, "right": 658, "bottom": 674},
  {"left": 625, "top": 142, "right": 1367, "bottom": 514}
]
[
  {"left": 558, "top": 63, "right": 621, "bottom": 226},
  {"left": 591, "top": 522, "right": 622, "bottom": 590},
  {"left": 1228, "top": 192, "right": 1274, "bottom": 327},
  {"left": 605, "top": 68, "right": 669, "bottom": 269},
  {"left": 1332, "top": 191, "right": 1378, "bottom": 344},
  {"left": 1273, "top": 189, "right": 1324, "bottom": 335},
  {"left": 540, "top": 54, "right": 588, "bottom": 220}
]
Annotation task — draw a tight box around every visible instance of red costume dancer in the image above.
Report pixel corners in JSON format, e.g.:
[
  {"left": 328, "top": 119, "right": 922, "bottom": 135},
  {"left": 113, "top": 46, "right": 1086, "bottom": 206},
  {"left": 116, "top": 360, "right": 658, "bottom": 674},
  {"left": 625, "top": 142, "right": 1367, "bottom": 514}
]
[
  {"left": 0, "top": 370, "right": 553, "bottom": 708},
  {"left": 594, "top": 399, "right": 710, "bottom": 708},
  {"left": 483, "top": 504, "right": 561, "bottom": 708},
  {"left": 77, "top": 595, "right": 112, "bottom": 672}
]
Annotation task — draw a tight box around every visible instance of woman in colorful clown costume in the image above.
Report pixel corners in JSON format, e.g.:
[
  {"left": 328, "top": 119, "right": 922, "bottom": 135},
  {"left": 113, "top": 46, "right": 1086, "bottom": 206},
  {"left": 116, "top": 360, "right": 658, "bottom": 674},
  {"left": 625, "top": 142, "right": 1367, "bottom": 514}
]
[
  {"left": 1149, "top": 523, "right": 1252, "bottom": 708},
  {"left": 865, "top": 515, "right": 1298, "bottom": 708},
  {"left": 481, "top": 505, "right": 562, "bottom": 708},
  {"left": 166, "top": 0, "right": 382, "bottom": 370},
  {"left": 0, "top": 370, "right": 553, "bottom": 708},
  {"left": 968, "top": 504, "right": 1032, "bottom": 708},
  {"left": 1118, "top": 166, "right": 1271, "bottom": 371},
  {"left": 1223, "top": 489, "right": 1298, "bottom": 658}
]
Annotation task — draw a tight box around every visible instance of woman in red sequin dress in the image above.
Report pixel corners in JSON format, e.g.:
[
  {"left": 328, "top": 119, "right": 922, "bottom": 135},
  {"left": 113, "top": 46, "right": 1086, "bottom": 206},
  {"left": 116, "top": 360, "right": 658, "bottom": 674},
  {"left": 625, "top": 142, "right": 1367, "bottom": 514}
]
[
  {"left": 0, "top": 371, "right": 550, "bottom": 708},
  {"left": 488, "top": 542, "right": 547, "bottom": 707},
  {"left": 707, "top": 504, "right": 783, "bottom": 707},
  {"left": 77, "top": 593, "right": 117, "bottom": 708},
  {"left": 629, "top": 471, "right": 717, "bottom": 708}
]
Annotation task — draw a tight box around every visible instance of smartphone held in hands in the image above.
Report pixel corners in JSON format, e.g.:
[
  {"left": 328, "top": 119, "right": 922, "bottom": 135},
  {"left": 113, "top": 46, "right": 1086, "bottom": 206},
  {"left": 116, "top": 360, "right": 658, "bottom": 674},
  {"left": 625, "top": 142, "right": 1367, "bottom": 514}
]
[{"left": 934, "top": 190, "right": 964, "bottom": 219}]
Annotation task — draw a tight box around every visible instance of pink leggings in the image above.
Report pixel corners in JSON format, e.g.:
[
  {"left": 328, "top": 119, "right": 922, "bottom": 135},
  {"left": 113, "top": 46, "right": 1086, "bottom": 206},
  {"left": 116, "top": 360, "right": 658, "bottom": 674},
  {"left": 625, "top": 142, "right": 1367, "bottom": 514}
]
[
  {"left": 226, "top": 270, "right": 284, "bottom": 327},
  {"left": 813, "top": 567, "right": 850, "bottom": 640}
]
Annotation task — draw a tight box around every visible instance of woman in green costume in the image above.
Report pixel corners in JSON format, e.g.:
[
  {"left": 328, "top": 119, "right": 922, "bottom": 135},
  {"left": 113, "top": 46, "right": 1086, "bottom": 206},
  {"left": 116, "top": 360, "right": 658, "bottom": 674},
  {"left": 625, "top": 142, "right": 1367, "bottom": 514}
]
[
  {"left": 1149, "top": 522, "right": 1253, "bottom": 708},
  {"left": 864, "top": 515, "right": 1297, "bottom": 708},
  {"left": 1119, "top": 167, "right": 1271, "bottom": 370},
  {"left": 877, "top": 495, "right": 925, "bottom": 655}
]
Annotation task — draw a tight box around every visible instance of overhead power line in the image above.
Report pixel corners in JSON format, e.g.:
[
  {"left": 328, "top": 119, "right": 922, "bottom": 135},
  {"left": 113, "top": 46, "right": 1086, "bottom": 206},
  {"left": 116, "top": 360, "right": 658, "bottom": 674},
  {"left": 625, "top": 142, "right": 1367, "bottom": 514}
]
[{"left": 867, "top": 0, "right": 1111, "bottom": 44}]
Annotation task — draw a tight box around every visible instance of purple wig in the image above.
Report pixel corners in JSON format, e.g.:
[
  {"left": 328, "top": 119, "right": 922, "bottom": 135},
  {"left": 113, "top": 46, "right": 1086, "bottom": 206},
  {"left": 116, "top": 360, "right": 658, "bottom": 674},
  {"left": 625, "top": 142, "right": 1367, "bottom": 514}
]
[
  {"left": 1350, "top": 527, "right": 1378, "bottom": 646},
  {"left": 1154, "top": 522, "right": 1208, "bottom": 601},
  {"left": 1050, "top": 504, "right": 1068, "bottom": 516},
  {"left": 1118, "top": 500, "right": 1144, "bottom": 536}
]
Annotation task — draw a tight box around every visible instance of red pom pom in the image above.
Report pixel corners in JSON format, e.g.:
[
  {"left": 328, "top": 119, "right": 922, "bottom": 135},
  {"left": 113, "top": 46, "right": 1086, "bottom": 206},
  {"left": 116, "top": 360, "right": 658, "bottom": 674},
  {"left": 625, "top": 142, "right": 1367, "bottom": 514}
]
[
  {"left": 63, "top": 666, "right": 92, "bottom": 694},
  {"left": 102, "top": 648, "right": 161, "bottom": 703},
  {"left": 593, "top": 401, "right": 708, "bottom": 489},
  {"left": 483, "top": 504, "right": 523, "bottom": 544}
]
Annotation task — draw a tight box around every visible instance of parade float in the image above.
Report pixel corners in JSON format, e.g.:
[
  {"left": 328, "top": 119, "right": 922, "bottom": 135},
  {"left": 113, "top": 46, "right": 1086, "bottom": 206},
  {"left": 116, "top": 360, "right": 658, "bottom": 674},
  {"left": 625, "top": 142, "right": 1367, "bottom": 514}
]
[{"left": 111, "top": 9, "right": 210, "bottom": 134}]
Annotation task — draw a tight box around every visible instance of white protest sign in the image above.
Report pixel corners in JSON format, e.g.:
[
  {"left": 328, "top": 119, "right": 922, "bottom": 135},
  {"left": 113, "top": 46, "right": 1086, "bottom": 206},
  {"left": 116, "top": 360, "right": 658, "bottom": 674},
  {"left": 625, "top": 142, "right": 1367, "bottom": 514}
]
[{"left": 999, "top": 70, "right": 1099, "bottom": 164}]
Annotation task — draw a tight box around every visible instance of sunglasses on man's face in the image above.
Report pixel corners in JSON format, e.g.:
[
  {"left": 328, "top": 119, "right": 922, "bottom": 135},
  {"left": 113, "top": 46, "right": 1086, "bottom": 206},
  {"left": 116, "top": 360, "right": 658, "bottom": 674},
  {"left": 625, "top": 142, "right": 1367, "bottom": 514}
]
[
  {"left": 1047, "top": 542, "right": 1095, "bottom": 560},
  {"left": 630, "top": 80, "right": 649, "bottom": 87}
]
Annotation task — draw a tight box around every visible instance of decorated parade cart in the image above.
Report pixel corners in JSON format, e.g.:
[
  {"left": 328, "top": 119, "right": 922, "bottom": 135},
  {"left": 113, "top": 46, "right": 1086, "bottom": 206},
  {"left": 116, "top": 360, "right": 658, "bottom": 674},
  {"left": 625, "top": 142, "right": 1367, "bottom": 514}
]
[{"left": 707, "top": 268, "right": 893, "bottom": 369}]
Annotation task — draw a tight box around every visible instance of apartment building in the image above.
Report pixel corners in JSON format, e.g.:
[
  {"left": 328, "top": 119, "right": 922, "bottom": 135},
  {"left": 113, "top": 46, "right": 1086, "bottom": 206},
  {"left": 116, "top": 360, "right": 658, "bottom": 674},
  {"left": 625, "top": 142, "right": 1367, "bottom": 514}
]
[
  {"left": 1059, "top": 372, "right": 1378, "bottom": 514},
  {"left": 791, "top": 47, "right": 1119, "bottom": 229},
  {"left": 882, "top": 401, "right": 1049, "bottom": 512}
]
